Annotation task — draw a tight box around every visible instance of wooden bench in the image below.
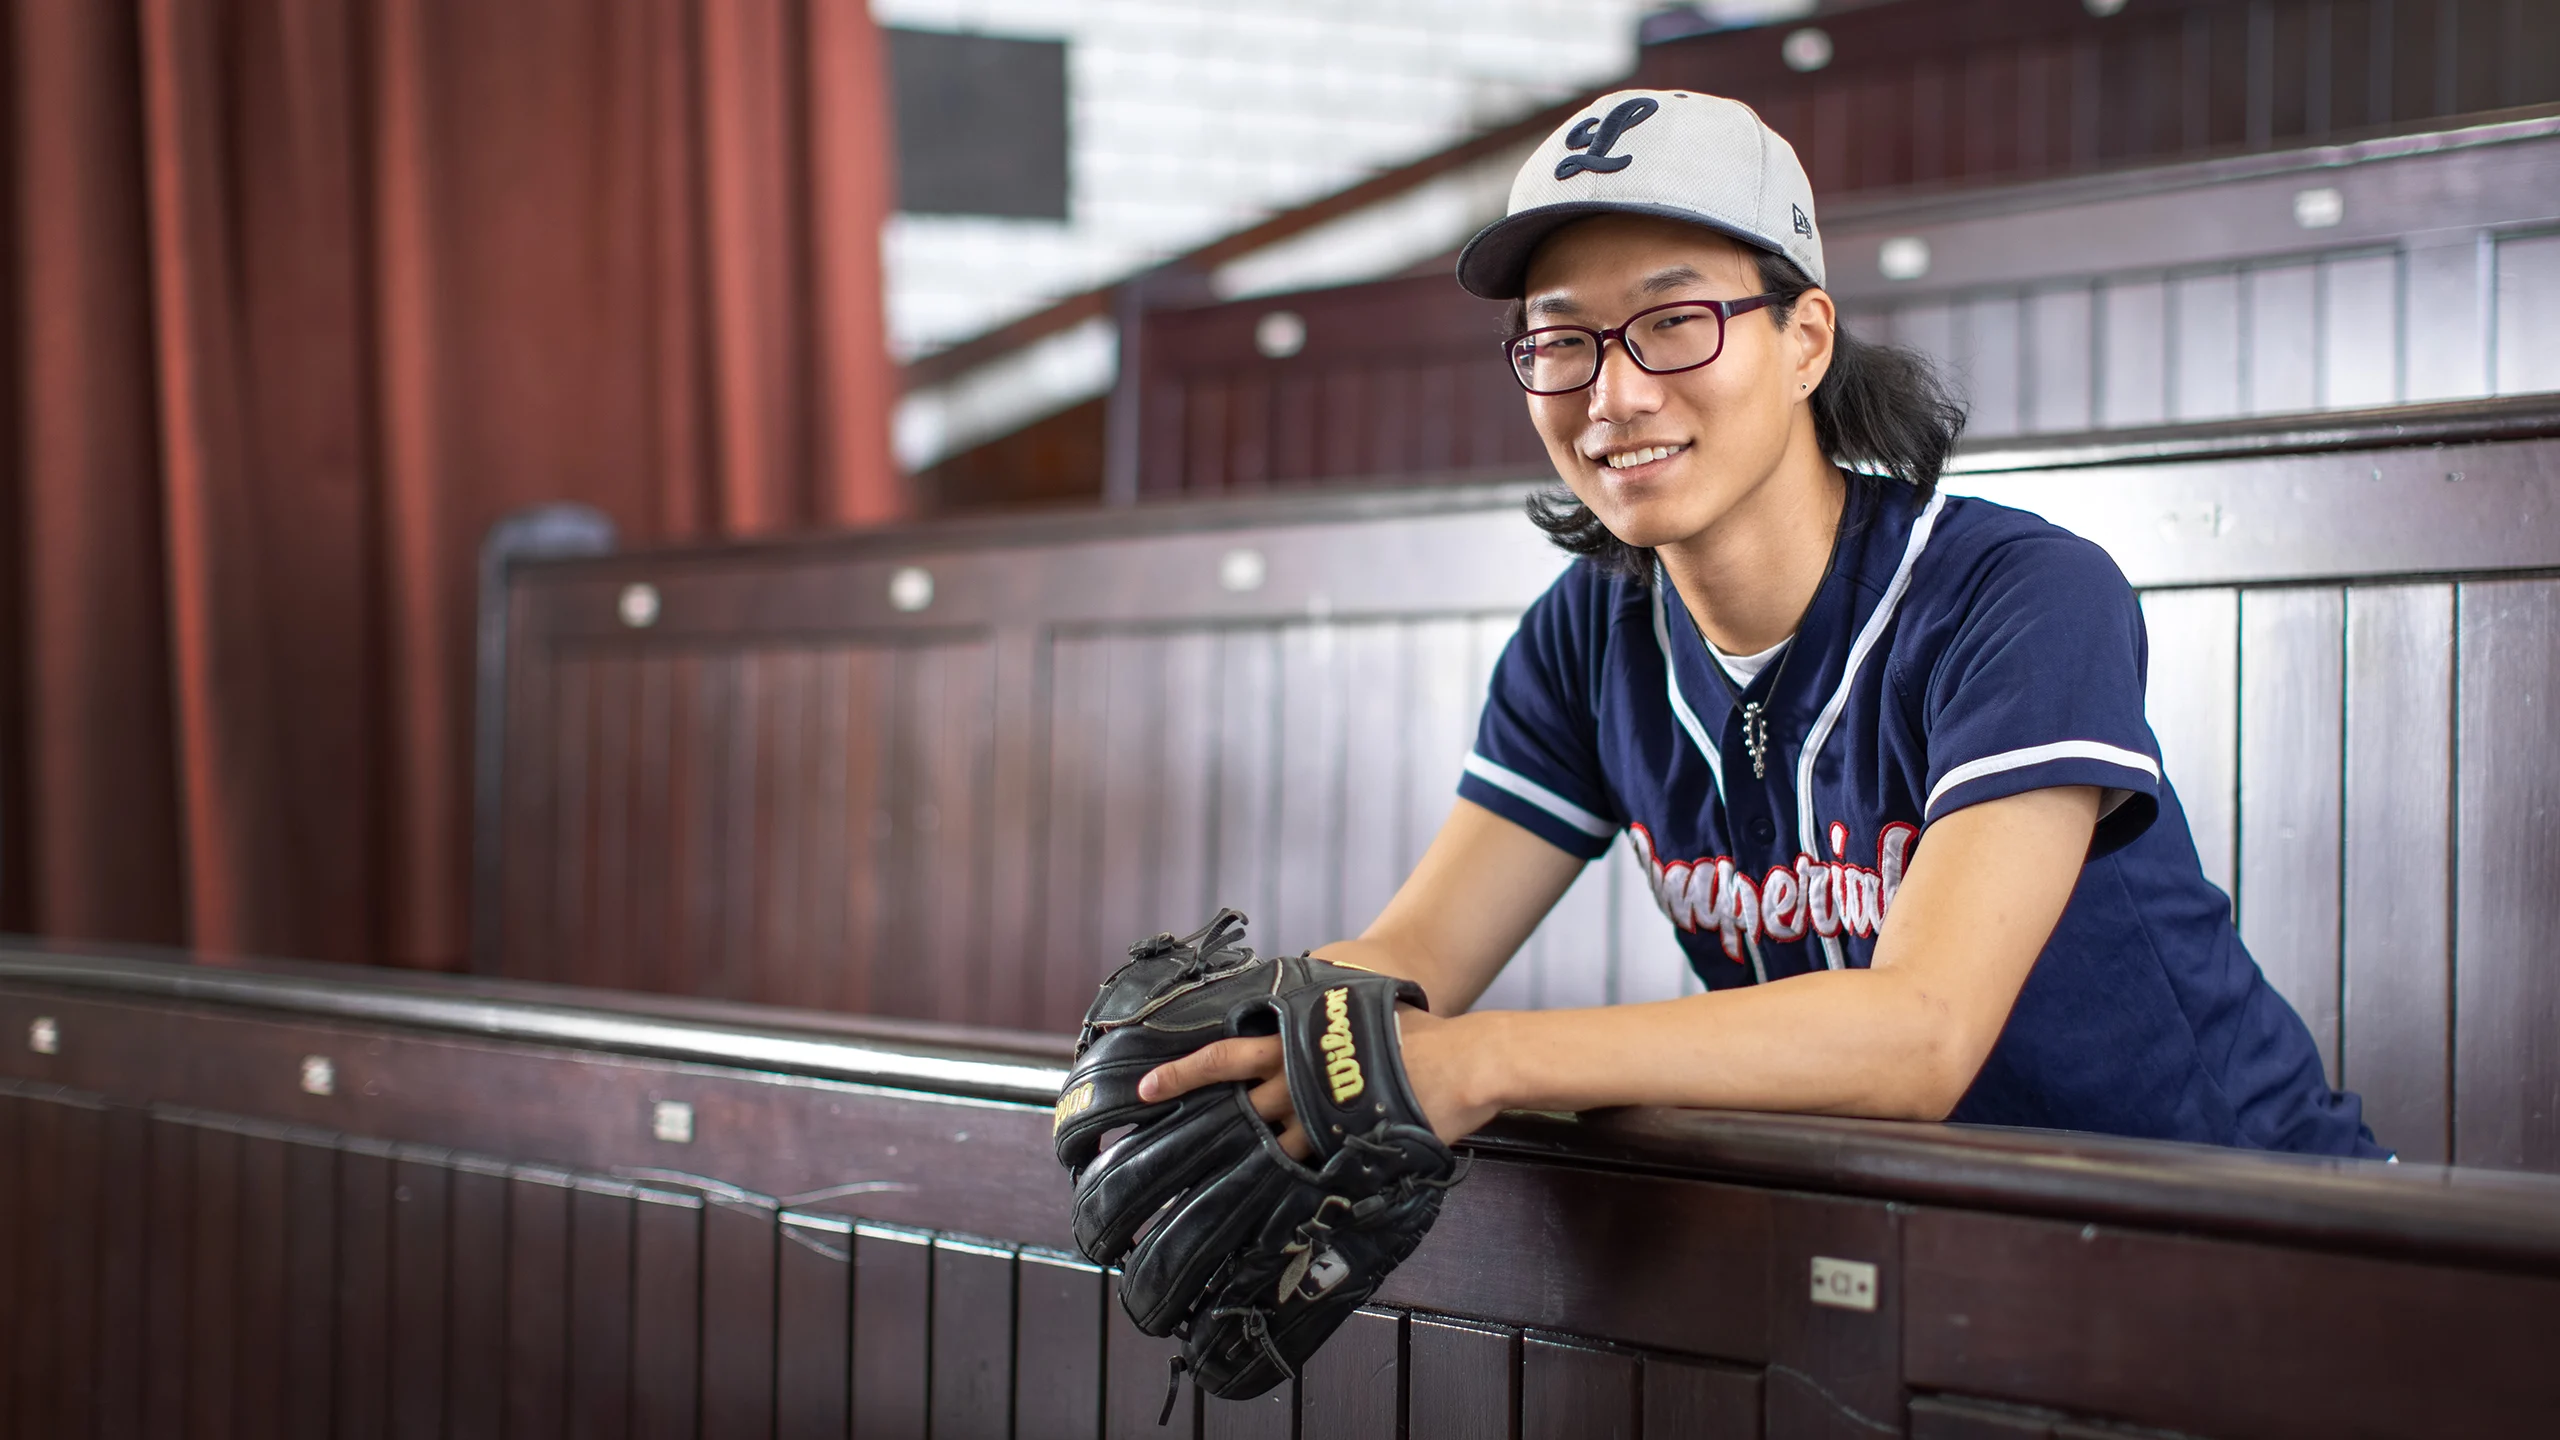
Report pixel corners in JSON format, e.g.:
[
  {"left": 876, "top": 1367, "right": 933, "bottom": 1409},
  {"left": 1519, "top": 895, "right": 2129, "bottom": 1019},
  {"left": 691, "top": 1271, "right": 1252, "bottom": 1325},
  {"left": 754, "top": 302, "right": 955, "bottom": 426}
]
[
  {"left": 3, "top": 940, "right": 2555, "bottom": 1438},
  {"left": 1125, "top": 109, "right": 2560, "bottom": 497},
  {"left": 479, "top": 394, "right": 2560, "bottom": 1174}
]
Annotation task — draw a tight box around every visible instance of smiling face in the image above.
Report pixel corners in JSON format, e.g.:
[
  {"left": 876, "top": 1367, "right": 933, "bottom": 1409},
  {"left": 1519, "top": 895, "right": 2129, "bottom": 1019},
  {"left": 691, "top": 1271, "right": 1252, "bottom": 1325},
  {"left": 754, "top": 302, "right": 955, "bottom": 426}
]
[{"left": 1519, "top": 214, "right": 1834, "bottom": 552}]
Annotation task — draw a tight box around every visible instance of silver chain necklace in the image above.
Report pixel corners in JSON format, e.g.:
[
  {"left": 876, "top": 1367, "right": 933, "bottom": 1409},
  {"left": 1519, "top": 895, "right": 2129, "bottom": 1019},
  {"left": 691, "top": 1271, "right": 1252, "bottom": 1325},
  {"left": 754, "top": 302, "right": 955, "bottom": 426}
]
[
  {"left": 1661, "top": 495, "right": 1847, "bottom": 783},
  {"left": 1662, "top": 565, "right": 1799, "bottom": 781},
  {"left": 1703, "top": 625, "right": 1791, "bottom": 779}
]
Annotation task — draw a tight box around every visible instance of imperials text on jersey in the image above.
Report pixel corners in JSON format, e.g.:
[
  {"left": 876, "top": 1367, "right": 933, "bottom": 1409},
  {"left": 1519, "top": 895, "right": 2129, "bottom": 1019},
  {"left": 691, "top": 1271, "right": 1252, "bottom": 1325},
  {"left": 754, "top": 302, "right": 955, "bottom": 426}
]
[{"left": 1627, "top": 820, "right": 1916, "bottom": 962}]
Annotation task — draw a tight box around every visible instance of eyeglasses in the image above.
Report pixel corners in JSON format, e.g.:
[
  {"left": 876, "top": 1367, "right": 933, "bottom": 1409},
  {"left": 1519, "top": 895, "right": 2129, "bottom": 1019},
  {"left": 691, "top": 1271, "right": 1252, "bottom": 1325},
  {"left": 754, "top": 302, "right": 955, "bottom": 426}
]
[{"left": 1503, "top": 293, "right": 1784, "bottom": 396}]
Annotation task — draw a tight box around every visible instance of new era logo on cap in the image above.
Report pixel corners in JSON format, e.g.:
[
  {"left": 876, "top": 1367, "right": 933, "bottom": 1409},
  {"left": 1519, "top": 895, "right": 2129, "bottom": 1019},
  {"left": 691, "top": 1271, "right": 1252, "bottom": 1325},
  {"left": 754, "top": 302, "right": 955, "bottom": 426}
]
[{"left": 1457, "top": 89, "right": 1827, "bottom": 299}]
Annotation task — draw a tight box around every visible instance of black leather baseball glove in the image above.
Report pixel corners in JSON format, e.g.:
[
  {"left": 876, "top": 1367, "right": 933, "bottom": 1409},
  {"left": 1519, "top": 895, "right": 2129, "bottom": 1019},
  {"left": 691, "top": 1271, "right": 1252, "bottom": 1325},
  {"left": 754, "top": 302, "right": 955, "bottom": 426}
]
[{"left": 1053, "top": 909, "right": 1463, "bottom": 1406}]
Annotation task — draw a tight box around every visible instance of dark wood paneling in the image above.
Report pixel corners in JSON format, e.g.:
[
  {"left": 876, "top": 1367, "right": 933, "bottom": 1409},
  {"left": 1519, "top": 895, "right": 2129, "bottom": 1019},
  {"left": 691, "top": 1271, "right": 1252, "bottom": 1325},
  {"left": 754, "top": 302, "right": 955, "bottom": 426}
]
[
  {"left": 1136, "top": 274, "right": 1525, "bottom": 497},
  {"left": 1298, "top": 1307, "right": 1401, "bottom": 1440},
  {"left": 1378, "top": 1159, "right": 1771, "bottom": 1361},
  {"left": 191, "top": 1122, "right": 246, "bottom": 1440},
  {"left": 51, "top": 1099, "right": 102, "bottom": 1440},
  {"left": 17, "top": 960, "right": 2560, "bottom": 1440},
  {"left": 10, "top": 1097, "right": 56, "bottom": 1440},
  {"left": 1643, "top": 0, "right": 2560, "bottom": 187},
  {"left": 569, "top": 1180, "right": 638, "bottom": 1440},
  {"left": 1199, "top": 1383, "right": 1295, "bottom": 1440},
  {"left": 1904, "top": 1206, "right": 2560, "bottom": 1438},
  {"left": 1521, "top": 1333, "right": 1639, "bottom": 1440},
  {"left": 233, "top": 1129, "right": 290, "bottom": 1440},
  {"left": 913, "top": 395, "right": 1107, "bottom": 514},
  {"left": 1105, "top": 1273, "right": 1196, "bottom": 1440},
  {"left": 143, "top": 1112, "right": 189, "bottom": 1436},
  {"left": 0, "top": 1097, "right": 17, "bottom": 1440},
  {"left": 1642, "top": 1355, "right": 1762, "bottom": 1439},
  {"left": 281, "top": 1134, "right": 337, "bottom": 1440},
  {"left": 700, "top": 1198, "right": 778, "bottom": 1439},
  {"left": 337, "top": 1139, "right": 394, "bottom": 1440},
  {"left": 1766, "top": 1194, "right": 1901, "bottom": 1438},
  {"left": 93, "top": 1103, "right": 147, "bottom": 1440},
  {"left": 0, "top": 990, "right": 1077, "bottom": 1248},
  {"left": 1907, "top": 1396, "right": 2053, "bottom": 1439},
  {"left": 445, "top": 1158, "right": 510, "bottom": 1439},
  {"left": 1014, "top": 1249, "right": 1106, "bottom": 1440},
  {"left": 1409, "top": 1315, "right": 1518, "bottom": 1440},
  {"left": 505, "top": 1168, "right": 574, "bottom": 1440},
  {"left": 2343, "top": 583, "right": 2454, "bottom": 1161},
  {"left": 775, "top": 1210, "right": 853, "bottom": 1440},
  {"left": 630, "top": 1187, "right": 704, "bottom": 1440},
  {"left": 853, "top": 1223, "right": 932, "bottom": 1439},
  {"left": 387, "top": 1149, "right": 450, "bottom": 1440},
  {"left": 2454, "top": 578, "right": 2560, "bottom": 1170},
  {"left": 932, "top": 1239, "right": 1019, "bottom": 1440},
  {"left": 2237, "top": 586, "right": 2346, "bottom": 1079}
]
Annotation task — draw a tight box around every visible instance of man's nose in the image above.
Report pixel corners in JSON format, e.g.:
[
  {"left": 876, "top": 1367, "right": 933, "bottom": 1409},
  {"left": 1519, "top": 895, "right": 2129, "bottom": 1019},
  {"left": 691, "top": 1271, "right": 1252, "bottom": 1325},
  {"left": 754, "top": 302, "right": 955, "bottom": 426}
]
[{"left": 1586, "top": 341, "right": 1662, "bottom": 423}]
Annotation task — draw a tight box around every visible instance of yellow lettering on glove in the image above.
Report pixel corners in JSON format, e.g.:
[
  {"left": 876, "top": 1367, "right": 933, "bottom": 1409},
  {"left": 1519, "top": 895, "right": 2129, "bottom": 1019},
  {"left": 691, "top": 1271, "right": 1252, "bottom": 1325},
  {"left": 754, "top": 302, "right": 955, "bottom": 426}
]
[
  {"left": 1053, "top": 1081, "right": 1095, "bottom": 1134},
  {"left": 1321, "top": 987, "right": 1364, "bottom": 1104}
]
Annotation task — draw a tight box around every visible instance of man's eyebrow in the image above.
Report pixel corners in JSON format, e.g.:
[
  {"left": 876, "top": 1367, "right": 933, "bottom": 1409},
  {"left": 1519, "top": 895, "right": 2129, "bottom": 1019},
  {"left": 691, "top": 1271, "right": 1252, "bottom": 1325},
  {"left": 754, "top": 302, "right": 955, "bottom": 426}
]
[
  {"left": 1638, "top": 264, "right": 1707, "bottom": 295},
  {"left": 1526, "top": 264, "right": 1712, "bottom": 319}
]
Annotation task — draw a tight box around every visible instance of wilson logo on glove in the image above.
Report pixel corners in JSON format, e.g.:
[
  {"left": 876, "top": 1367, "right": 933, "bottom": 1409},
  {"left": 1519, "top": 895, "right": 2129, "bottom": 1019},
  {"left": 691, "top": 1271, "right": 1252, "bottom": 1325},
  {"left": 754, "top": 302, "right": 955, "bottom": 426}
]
[
  {"left": 1053, "top": 1080, "right": 1095, "bottom": 1134},
  {"left": 1320, "top": 987, "right": 1365, "bottom": 1104}
]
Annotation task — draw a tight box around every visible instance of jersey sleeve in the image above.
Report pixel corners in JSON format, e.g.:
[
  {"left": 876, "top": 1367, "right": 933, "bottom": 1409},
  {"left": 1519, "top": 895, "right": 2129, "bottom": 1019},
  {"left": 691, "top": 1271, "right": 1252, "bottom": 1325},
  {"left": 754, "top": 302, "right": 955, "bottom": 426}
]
[
  {"left": 1915, "top": 533, "right": 2163, "bottom": 856},
  {"left": 1457, "top": 568, "right": 1624, "bottom": 860}
]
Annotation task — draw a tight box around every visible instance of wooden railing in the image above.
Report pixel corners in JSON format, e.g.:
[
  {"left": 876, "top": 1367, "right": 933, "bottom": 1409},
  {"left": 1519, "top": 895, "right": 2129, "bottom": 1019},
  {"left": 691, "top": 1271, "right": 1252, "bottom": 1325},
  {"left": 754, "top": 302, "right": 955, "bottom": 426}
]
[{"left": 2, "top": 941, "right": 2556, "bottom": 1438}]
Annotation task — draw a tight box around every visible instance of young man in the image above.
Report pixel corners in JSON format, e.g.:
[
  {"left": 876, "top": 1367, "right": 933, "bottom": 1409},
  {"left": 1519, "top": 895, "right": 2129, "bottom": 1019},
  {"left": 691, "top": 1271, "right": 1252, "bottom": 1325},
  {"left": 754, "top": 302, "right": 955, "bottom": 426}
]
[{"left": 1142, "top": 90, "right": 2383, "bottom": 1161}]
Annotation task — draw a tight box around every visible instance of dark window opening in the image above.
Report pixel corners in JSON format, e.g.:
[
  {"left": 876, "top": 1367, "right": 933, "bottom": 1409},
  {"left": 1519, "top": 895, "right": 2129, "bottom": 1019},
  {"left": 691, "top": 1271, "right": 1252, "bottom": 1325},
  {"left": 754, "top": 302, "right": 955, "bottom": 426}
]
[{"left": 886, "top": 28, "right": 1071, "bottom": 220}]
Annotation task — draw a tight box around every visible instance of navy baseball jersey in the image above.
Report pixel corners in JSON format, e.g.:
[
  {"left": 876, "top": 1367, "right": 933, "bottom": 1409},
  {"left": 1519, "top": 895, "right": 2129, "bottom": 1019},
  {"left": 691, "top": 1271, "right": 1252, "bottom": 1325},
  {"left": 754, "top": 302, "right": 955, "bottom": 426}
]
[{"left": 1459, "top": 479, "right": 2383, "bottom": 1157}]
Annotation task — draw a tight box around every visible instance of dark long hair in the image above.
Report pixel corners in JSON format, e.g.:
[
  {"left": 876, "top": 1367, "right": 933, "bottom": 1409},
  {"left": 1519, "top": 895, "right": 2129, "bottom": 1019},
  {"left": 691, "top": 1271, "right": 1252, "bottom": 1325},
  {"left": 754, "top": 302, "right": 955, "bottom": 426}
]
[{"left": 1514, "top": 250, "right": 1966, "bottom": 578}]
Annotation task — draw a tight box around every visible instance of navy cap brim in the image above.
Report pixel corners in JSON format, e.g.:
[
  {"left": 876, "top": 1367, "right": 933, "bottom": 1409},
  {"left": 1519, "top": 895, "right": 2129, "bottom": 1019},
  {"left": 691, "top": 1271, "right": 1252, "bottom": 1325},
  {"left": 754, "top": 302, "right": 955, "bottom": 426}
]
[{"left": 1455, "top": 200, "right": 1794, "bottom": 300}]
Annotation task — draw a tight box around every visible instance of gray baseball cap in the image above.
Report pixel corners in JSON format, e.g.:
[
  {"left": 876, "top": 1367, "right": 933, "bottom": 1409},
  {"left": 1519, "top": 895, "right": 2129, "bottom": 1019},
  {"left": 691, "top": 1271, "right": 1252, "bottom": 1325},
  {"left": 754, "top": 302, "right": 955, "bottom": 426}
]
[{"left": 1456, "top": 88, "right": 1826, "bottom": 299}]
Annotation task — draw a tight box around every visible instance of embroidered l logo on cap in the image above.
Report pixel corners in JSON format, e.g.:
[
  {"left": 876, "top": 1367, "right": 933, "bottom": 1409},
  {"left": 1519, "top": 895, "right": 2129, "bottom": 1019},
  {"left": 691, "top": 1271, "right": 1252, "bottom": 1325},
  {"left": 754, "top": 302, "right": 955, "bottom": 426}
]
[
  {"left": 1457, "top": 88, "right": 1827, "bottom": 298},
  {"left": 1555, "top": 97, "right": 1660, "bottom": 179}
]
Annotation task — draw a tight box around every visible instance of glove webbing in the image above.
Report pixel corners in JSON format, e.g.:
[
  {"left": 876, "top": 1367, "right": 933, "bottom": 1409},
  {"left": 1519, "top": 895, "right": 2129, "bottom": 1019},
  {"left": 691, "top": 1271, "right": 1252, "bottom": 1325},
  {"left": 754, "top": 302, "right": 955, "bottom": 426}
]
[{"left": 1268, "top": 1135, "right": 1470, "bottom": 1303}]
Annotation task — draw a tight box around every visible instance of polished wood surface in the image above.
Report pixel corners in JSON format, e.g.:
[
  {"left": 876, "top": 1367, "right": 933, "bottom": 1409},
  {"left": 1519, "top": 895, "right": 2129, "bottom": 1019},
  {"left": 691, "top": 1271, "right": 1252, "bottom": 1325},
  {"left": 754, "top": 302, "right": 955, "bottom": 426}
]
[{"left": 4, "top": 943, "right": 2560, "bottom": 1435}]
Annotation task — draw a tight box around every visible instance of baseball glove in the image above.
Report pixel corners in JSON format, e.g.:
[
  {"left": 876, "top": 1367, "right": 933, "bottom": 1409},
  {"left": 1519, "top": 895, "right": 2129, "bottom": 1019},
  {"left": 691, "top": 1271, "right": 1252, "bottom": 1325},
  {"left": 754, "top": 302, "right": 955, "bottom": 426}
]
[{"left": 1052, "top": 909, "right": 1463, "bottom": 1406}]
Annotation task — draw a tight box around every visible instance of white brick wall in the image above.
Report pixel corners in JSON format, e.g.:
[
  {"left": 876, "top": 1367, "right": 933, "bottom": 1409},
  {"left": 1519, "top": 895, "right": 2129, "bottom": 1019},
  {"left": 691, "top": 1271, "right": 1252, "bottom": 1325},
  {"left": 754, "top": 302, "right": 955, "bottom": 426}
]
[{"left": 874, "top": 0, "right": 1645, "bottom": 358}]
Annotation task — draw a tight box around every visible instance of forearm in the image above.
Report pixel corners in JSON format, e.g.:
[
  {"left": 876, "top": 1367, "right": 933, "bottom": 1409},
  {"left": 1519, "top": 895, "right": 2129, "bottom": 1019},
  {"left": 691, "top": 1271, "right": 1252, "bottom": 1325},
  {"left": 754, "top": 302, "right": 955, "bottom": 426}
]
[
  {"left": 1453, "top": 966, "right": 1994, "bottom": 1122},
  {"left": 1312, "top": 933, "right": 1488, "bottom": 1012}
]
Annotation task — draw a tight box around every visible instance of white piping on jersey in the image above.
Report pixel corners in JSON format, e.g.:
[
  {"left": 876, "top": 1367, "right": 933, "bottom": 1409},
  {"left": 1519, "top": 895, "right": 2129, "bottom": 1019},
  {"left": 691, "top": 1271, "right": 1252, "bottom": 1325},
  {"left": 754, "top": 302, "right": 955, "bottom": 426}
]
[
  {"left": 1648, "top": 566, "right": 1726, "bottom": 801},
  {"left": 1924, "top": 740, "right": 2161, "bottom": 817},
  {"left": 1463, "top": 752, "right": 1617, "bottom": 839},
  {"left": 1797, "top": 491, "right": 1947, "bottom": 970}
]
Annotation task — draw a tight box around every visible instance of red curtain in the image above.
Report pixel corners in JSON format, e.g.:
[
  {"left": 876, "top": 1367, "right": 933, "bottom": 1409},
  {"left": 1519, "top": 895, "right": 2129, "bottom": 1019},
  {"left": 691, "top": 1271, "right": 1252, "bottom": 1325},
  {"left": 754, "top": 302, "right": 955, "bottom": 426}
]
[{"left": 2, "top": 0, "right": 903, "bottom": 969}]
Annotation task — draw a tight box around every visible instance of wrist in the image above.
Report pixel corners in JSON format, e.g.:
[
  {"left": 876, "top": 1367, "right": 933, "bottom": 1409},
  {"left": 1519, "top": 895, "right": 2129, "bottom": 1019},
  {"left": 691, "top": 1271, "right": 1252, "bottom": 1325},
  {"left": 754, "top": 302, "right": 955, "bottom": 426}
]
[{"left": 1447, "top": 1010, "right": 1518, "bottom": 1116}]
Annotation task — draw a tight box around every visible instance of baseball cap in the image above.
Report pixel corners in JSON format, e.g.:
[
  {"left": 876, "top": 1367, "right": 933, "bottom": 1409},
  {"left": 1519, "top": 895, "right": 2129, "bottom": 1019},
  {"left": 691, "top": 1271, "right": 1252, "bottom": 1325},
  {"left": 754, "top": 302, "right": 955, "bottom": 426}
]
[{"left": 1456, "top": 88, "right": 1826, "bottom": 299}]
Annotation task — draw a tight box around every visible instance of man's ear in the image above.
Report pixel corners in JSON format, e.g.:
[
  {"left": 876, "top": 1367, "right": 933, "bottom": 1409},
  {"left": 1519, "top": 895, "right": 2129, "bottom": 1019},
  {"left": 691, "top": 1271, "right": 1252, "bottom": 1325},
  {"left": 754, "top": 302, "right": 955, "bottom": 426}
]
[{"left": 1790, "top": 287, "right": 1838, "bottom": 395}]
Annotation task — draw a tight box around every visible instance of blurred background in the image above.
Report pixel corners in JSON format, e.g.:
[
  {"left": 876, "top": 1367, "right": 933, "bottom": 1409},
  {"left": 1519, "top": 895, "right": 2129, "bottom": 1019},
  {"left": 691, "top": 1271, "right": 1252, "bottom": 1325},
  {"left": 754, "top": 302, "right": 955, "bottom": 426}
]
[{"left": 3, "top": 0, "right": 2556, "bottom": 984}]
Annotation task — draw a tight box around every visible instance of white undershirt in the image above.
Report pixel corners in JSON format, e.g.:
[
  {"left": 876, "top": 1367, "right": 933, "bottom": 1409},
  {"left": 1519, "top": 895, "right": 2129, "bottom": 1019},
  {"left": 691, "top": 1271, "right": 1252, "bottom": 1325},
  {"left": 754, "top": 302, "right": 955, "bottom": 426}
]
[{"left": 1706, "top": 635, "right": 1790, "bottom": 689}]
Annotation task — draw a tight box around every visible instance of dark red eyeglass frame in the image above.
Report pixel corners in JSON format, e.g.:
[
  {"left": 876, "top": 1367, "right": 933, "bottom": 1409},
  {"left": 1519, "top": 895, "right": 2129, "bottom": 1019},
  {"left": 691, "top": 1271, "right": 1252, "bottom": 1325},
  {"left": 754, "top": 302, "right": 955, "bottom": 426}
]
[{"left": 1503, "top": 293, "right": 1785, "bottom": 396}]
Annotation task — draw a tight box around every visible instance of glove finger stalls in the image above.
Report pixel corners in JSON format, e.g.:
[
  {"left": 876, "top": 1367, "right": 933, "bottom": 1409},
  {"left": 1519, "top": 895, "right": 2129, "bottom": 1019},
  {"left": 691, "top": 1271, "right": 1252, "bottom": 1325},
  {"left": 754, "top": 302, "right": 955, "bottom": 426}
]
[
  {"left": 1070, "top": 1091, "right": 1260, "bottom": 1266},
  {"left": 1118, "top": 1146, "right": 1313, "bottom": 1335},
  {"left": 1053, "top": 1057, "right": 1169, "bottom": 1171}
]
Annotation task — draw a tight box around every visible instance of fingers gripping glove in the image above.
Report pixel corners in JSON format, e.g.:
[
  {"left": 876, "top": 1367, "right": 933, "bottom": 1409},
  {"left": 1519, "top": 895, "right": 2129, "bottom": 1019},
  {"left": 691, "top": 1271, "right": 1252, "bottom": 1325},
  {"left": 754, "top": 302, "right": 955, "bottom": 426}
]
[{"left": 1051, "top": 909, "right": 1464, "bottom": 1405}]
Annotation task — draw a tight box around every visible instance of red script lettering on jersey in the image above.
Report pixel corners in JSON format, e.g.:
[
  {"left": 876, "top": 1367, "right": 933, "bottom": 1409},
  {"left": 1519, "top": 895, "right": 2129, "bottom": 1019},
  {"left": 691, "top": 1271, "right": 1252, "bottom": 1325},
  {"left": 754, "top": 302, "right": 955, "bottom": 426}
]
[{"left": 1626, "top": 821, "right": 1918, "bottom": 962}]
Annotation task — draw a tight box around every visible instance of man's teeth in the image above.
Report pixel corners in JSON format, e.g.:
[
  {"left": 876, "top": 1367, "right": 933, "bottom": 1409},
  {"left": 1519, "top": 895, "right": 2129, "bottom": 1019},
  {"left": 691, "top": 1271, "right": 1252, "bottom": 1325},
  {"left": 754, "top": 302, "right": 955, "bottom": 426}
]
[{"left": 1603, "top": 444, "right": 1684, "bottom": 469}]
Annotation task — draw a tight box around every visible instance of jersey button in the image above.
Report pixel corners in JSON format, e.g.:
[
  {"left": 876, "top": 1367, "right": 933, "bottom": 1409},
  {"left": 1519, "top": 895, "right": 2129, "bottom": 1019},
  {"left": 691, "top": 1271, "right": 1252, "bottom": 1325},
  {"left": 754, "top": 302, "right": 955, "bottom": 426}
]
[{"left": 1749, "top": 817, "right": 1776, "bottom": 845}]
